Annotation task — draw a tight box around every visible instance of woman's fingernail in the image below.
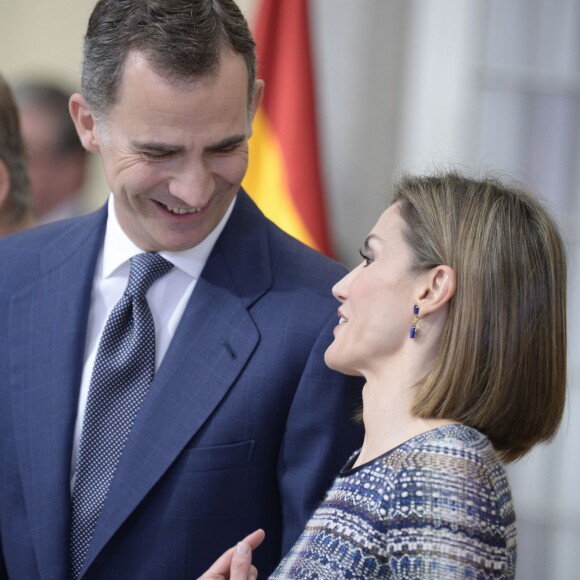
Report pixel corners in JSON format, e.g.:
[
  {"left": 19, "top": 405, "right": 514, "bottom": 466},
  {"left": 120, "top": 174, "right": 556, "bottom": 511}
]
[{"left": 236, "top": 541, "right": 250, "bottom": 555}]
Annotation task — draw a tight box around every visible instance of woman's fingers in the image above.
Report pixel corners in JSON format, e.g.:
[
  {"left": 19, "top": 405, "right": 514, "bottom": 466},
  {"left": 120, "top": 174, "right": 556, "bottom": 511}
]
[
  {"left": 229, "top": 540, "right": 253, "bottom": 579},
  {"left": 197, "top": 529, "right": 265, "bottom": 580},
  {"left": 229, "top": 529, "right": 266, "bottom": 579},
  {"left": 240, "top": 529, "right": 266, "bottom": 551}
]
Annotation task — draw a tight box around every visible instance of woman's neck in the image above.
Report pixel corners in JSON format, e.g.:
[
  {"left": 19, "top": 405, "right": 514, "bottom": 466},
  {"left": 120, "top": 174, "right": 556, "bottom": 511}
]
[{"left": 353, "top": 374, "right": 456, "bottom": 468}]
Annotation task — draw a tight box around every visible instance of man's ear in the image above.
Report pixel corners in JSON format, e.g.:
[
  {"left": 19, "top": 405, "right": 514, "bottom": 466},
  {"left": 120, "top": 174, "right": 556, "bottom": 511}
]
[
  {"left": 69, "top": 93, "right": 101, "bottom": 153},
  {"left": 416, "top": 265, "right": 456, "bottom": 315},
  {"left": 0, "top": 158, "right": 10, "bottom": 209},
  {"left": 250, "top": 79, "right": 264, "bottom": 124}
]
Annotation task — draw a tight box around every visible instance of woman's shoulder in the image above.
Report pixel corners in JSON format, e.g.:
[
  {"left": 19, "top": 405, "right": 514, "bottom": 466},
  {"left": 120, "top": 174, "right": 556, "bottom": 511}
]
[
  {"left": 391, "top": 424, "right": 502, "bottom": 473},
  {"left": 336, "top": 424, "right": 514, "bottom": 526},
  {"left": 375, "top": 425, "right": 516, "bottom": 578},
  {"left": 383, "top": 424, "right": 514, "bottom": 525},
  {"left": 340, "top": 424, "right": 504, "bottom": 487}
]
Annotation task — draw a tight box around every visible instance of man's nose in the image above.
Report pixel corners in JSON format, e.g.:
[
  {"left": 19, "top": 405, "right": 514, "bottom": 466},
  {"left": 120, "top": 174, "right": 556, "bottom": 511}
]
[{"left": 168, "top": 158, "right": 214, "bottom": 205}]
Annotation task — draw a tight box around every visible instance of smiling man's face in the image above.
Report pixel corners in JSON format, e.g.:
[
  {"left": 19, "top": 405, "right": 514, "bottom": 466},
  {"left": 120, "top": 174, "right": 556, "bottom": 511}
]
[{"left": 73, "top": 49, "right": 262, "bottom": 252}]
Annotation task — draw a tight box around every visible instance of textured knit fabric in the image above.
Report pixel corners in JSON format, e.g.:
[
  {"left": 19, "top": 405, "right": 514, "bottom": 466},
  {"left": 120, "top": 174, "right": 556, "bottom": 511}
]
[{"left": 271, "top": 424, "right": 516, "bottom": 579}]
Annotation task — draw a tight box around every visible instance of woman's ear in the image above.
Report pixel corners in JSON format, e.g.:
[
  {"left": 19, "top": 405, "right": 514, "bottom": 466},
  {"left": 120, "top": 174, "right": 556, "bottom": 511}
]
[
  {"left": 69, "top": 93, "right": 100, "bottom": 153},
  {"left": 416, "top": 265, "right": 456, "bottom": 315}
]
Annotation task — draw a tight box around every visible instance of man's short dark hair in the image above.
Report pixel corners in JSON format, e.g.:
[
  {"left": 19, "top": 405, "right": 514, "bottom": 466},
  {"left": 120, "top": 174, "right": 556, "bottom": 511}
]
[{"left": 82, "top": 0, "right": 257, "bottom": 120}]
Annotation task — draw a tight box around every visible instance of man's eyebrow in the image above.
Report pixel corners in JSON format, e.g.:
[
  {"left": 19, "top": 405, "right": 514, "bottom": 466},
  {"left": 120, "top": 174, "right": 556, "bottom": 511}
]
[
  {"left": 131, "top": 134, "right": 246, "bottom": 154},
  {"left": 131, "top": 140, "right": 183, "bottom": 154},
  {"left": 205, "top": 134, "right": 246, "bottom": 152}
]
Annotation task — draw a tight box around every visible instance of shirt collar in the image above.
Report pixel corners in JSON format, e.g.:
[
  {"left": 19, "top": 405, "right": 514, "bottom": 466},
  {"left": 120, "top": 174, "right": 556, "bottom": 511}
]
[{"left": 102, "top": 193, "right": 236, "bottom": 280}]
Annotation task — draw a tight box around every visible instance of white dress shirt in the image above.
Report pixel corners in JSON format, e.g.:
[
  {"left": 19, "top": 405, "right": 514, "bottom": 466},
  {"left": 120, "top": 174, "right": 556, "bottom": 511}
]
[{"left": 71, "top": 194, "right": 235, "bottom": 487}]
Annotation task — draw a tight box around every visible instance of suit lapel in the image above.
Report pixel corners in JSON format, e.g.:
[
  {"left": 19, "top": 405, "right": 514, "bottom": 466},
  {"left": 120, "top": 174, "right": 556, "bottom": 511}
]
[
  {"left": 81, "top": 191, "right": 272, "bottom": 574},
  {"left": 10, "top": 210, "right": 107, "bottom": 579}
]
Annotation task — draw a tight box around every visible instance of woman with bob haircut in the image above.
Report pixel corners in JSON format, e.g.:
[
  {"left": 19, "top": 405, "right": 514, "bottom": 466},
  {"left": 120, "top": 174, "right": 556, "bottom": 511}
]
[{"left": 201, "top": 170, "right": 567, "bottom": 579}]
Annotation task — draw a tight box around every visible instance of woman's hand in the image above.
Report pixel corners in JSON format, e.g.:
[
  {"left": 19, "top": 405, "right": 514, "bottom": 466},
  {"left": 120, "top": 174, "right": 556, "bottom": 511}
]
[{"left": 197, "top": 529, "right": 266, "bottom": 580}]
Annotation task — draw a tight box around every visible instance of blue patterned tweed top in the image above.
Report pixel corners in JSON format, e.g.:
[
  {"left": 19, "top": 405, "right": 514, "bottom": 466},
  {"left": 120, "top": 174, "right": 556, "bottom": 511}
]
[{"left": 270, "top": 424, "right": 516, "bottom": 579}]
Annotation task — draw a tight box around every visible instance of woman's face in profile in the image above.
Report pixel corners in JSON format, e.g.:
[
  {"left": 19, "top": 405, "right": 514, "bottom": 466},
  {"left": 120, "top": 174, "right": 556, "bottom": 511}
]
[{"left": 325, "top": 204, "right": 419, "bottom": 379}]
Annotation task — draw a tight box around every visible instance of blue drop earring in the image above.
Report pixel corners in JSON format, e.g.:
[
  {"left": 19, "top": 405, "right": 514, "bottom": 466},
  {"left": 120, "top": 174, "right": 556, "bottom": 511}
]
[{"left": 410, "top": 304, "right": 419, "bottom": 339}]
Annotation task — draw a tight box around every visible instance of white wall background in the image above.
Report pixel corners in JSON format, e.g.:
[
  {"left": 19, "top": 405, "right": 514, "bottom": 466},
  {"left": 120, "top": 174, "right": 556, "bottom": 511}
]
[{"left": 1, "top": 1, "right": 578, "bottom": 578}]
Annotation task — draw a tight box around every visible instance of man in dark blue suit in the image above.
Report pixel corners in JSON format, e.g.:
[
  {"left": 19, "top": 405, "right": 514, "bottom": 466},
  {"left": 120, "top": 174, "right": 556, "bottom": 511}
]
[{"left": 0, "top": 1, "right": 363, "bottom": 578}]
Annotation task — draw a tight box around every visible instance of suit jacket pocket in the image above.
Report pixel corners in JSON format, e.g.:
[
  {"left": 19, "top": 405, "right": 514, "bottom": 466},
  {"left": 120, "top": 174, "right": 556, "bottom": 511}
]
[{"left": 179, "top": 440, "right": 255, "bottom": 472}]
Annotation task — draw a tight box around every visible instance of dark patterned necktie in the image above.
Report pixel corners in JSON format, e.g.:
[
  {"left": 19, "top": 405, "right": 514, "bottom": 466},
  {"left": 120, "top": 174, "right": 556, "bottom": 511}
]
[{"left": 69, "top": 252, "right": 173, "bottom": 579}]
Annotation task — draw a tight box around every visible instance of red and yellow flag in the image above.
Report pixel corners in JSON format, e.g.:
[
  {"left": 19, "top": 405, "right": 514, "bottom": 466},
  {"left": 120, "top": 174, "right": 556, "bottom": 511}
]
[{"left": 243, "top": 0, "right": 333, "bottom": 256}]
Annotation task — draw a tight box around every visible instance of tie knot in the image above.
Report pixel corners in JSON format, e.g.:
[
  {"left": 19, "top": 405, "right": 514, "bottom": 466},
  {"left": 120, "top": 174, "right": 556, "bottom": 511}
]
[{"left": 126, "top": 253, "right": 173, "bottom": 297}]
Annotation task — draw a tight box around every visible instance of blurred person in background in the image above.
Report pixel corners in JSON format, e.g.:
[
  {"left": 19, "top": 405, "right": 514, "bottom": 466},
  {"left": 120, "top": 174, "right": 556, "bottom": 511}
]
[
  {"left": 14, "top": 80, "right": 89, "bottom": 224},
  {"left": 0, "top": 74, "right": 33, "bottom": 236}
]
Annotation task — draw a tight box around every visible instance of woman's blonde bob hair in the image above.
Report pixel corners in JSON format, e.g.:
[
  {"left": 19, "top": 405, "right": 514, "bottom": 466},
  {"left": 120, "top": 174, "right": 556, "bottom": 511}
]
[{"left": 392, "top": 171, "right": 567, "bottom": 462}]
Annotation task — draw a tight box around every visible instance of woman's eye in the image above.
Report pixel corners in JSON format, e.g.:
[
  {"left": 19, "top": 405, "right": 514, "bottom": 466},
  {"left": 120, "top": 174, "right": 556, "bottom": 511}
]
[{"left": 359, "top": 248, "right": 373, "bottom": 267}]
